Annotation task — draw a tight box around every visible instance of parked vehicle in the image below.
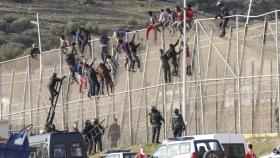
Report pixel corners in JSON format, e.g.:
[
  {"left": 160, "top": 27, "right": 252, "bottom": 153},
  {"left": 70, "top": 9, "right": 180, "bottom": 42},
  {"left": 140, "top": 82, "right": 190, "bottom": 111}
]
[
  {"left": 195, "top": 134, "right": 246, "bottom": 158},
  {"left": 29, "top": 132, "right": 87, "bottom": 158},
  {"left": 0, "top": 120, "right": 8, "bottom": 140},
  {"left": 151, "top": 136, "right": 225, "bottom": 158},
  {"left": 0, "top": 124, "right": 32, "bottom": 158},
  {"left": 260, "top": 145, "right": 280, "bottom": 158},
  {"left": 100, "top": 150, "right": 137, "bottom": 158}
]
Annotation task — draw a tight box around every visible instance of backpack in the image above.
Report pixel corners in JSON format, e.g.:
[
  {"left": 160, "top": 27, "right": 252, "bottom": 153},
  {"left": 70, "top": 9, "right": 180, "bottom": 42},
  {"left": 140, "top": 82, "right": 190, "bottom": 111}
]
[
  {"left": 116, "top": 28, "right": 129, "bottom": 39},
  {"left": 100, "top": 35, "right": 109, "bottom": 45}
]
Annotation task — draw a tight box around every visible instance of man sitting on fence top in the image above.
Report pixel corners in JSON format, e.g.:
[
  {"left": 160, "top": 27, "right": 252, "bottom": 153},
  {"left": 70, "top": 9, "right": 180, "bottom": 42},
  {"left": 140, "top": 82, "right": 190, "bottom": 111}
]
[{"left": 215, "top": 0, "right": 230, "bottom": 37}]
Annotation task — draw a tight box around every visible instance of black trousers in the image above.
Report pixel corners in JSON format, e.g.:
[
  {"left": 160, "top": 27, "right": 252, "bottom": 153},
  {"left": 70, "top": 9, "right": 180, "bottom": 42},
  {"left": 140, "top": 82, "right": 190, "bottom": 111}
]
[
  {"left": 87, "top": 140, "right": 93, "bottom": 155},
  {"left": 93, "top": 136, "right": 103, "bottom": 153},
  {"left": 131, "top": 56, "right": 140, "bottom": 69},
  {"left": 163, "top": 66, "right": 171, "bottom": 83},
  {"left": 219, "top": 18, "right": 229, "bottom": 34},
  {"left": 152, "top": 126, "right": 161, "bottom": 143},
  {"left": 173, "top": 127, "right": 183, "bottom": 137}
]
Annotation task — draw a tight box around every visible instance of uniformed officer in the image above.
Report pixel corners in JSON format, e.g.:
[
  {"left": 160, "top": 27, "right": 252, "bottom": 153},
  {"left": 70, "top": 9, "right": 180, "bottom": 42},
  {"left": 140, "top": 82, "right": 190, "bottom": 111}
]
[
  {"left": 172, "top": 108, "right": 185, "bottom": 137},
  {"left": 149, "top": 106, "right": 165, "bottom": 143}
]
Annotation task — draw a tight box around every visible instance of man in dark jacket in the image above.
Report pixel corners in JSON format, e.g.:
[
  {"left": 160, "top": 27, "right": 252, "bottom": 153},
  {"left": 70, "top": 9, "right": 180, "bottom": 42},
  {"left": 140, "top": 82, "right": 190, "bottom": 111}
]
[
  {"left": 149, "top": 106, "right": 165, "bottom": 143},
  {"left": 160, "top": 49, "right": 171, "bottom": 83},
  {"left": 215, "top": 0, "right": 229, "bottom": 37},
  {"left": 100, "top": 34, "right": 109, "bottom": 62},
  {"left": 63, "top": 45, "right": 78, "bottom": 84},
  {"left": 166, "top": 37, "right": 181, "bottom": 76},
  {"left": 92, "top": 118, "right": 105, "bottom": 154},
  {"left": 82, "top": 120, "right": 94, "bottom": 155},
  {"left": 79, "top": 28, "right": 92, "bottom": 55},
  {"left": 108, "top": 118, "right": 120, "bottom": 148},
  {"left": 85, "top": 60, "right": 100, "bottom": 97},
  {"left": 48, "top": 73, "right": 65, "bottom": 106},
  {"left": 172, "top": 108, "right": 185, "bottom": 137}
]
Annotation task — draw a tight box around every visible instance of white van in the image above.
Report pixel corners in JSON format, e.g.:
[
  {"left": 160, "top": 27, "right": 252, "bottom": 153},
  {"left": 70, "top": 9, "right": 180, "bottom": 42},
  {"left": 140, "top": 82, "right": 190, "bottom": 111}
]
[{"left": 194, "top": 134, "right": 246, "bottom": 158}]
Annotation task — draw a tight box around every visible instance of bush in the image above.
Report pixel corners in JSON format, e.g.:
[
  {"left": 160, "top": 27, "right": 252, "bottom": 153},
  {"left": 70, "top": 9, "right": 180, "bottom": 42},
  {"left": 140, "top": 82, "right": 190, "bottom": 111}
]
[
  {"left": 22, "top": 29, "right": 38, "bottom": 39},
  {"left": 50, "top": 24, "right": 65, "bottom": 36},
  {"left": 10, "top": 34, "right": 34, "bottom": 47},
  {"left": 10, "top": 18, "right": 32, "bottom": 33},
  {"left": 0, "top": 42, "right": 26, "bottom": 61},
  {"left": 64, "top": 22, "right": 81, "bottom": 35},
  {"left": 127, "top": 17, "right": 138, "bottom": 26},
  {"left": 0, "top": 19, "right": 8, "bottom": 32},
  {"left": 3, "top": 16, "right": 17, "bottom": 24}
]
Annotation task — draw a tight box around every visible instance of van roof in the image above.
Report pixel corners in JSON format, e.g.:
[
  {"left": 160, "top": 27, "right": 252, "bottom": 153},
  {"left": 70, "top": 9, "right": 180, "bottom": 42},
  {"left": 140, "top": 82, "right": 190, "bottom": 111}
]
[{"left": 191, "top": 134, "right": 245, "bottom": 144}]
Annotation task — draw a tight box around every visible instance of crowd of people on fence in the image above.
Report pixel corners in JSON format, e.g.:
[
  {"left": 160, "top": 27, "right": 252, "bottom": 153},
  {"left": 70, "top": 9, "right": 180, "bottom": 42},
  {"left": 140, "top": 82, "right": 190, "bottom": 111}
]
[{"left": 35, "top": 0, "right": 235, "bottom": 156}]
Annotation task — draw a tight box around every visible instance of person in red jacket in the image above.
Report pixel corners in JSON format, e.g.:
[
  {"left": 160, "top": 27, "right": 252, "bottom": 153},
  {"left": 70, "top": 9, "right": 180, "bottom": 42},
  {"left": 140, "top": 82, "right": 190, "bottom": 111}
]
[
  {"left": 185, "top": 4, "right": 194, "bottom": 29},
  {"left": 245, "top": 144, "right": 256, "bottom": 158},
  {"left": 171, "top": 6, "right": 184, "bottom": 34},
  {"left": 146, "top": 11, "right": 161, "bottom": 40},
  {"left": 135, "top": 147, "right": 148, "bottom": 158}
]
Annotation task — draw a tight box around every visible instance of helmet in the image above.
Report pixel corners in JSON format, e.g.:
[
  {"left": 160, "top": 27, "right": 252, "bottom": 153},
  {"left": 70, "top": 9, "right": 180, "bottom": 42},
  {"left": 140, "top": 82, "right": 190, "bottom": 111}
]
[
  {"left": 93, "top": 118, "right": 99, "bottom": 124},
  {"left": 151, "top": 106, "right": 157, "bottom": 111},
  {"left": 216, "top": 0, "right": 224, "bottom": 6},
  {"left": 85, "top": 120, "right": 91, "bottom": 125},
  {"left": 174, "top": 108, "right": 179, "bottom": 114},
  {"left": 52, "top": 73, "right": 57, "bottom": 78}
]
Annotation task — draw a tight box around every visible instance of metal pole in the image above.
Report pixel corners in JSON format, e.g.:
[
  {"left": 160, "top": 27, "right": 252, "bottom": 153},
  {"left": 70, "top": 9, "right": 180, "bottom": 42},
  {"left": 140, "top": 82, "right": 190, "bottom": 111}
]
[
  {"left": 240, "top": 25, "right": 248, "bottom": 75},
  {"left": 271, "top": 60, "right": 273, "bottom": 133},
  {"left": 163, "top": 83, "right": 167, "bottom": 139},
  {"left": 127, "top": 68, "right": 133, "bottom": 145},
  {"left": 8, "top": 69, "right": 15, "bottom": 133},
  {"left": 91, "top": 41, "right": 94, "bottom": 60},
  {"left": 135, "top": 46, "right": 149, "bottom": 139},
  {"left": 215, "top": 65, "right": 218, "bottom": 133},
  {"left": 203, "top": 30, "right": 213, "bottom": 95},
  {"left": 22, "top": 68, "right": 28, "bottom": 127},
  {"left": 59, "top": 47, "right": 65, "bottom": 129},
  {"left": 27, "top": 56, "right": 32, "bottom": 125},
  {"left": 36, "top": 66, "right": 43, "bottom": 130},
  {"left": 37, "top": 13, "right": 42, "bottom": 69},
  {"left": 246, "top": 0, "right": 253, "bottom": 24},
  {"left": 236, "top": 16, "right": 242, "bottom": 134},
  {"left": 275, "top": 11, "right": 280, "bottom": 134},
  {"left": 251, "top": 62, "right": 254, "bottom": 134},
  {"left": 196, "top": 21, "right": 204, "bottom": 134},
  {"left": 182, "top": 0, "right": 187, "bottom": 132}
]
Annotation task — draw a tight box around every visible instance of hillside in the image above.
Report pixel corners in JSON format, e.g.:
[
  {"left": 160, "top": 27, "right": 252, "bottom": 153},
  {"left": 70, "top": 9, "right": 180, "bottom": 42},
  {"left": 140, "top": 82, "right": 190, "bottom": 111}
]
[{"left": 0, "top": 0, "right": 177, "bottom": 61}]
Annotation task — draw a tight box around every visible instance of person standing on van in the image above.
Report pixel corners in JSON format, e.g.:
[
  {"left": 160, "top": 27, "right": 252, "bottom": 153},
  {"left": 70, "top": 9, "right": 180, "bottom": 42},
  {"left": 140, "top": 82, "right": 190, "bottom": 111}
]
[
  {"left": 172, "top": 108, "right": 185, "bottom": 137},
  {"left": 92, "top": 118, "right": 105, "bottom": 154},
  {"left": 149, "top": 106, "right": 165, "bottom": 143},
  {"left": 82, "top": 120, "right": 94, "bottom": 155},
  {"left": 245, "top": 144, "right": 256, "bottom": 158}
]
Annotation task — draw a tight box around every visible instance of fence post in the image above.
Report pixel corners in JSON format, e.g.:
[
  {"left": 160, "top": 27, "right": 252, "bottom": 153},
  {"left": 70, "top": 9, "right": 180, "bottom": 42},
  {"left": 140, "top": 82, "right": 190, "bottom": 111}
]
[
  {"left": 215, "top": 65, "right": 218, "bottom": 133},
  {"left": 251, "top": 62, "right": 254, "bottom": 134},
  {"left": 8, "top": 69, "right": 15, "bottom": 133},
  {"left": 127, "top": 68, "right": 133, "bottom": 145},
  {"left": 271, "top": 60, "right": 273, "bottom": 133},
  {"left": 59, "top": 48, "right": 65, "bottom": 130},
  {"left": 196, "top": 21, "right": 205, "bottom": 134},
  {"left": 91, "top": 40, "right": 94, "bottom": 60},
  {"left": 36, "top": 66, "right": 44, "bottom": 132},
  {"left": 236, "top": 16, "right": 242, "bottom": 134},
  {"left": 163, "top": 83, "right": 167, "bottom": 138},
  {"left": 275, "top": 11, "right": 280, "bottom": 135},
  {"left": 27, "top": 56, "right": 33, "bottom": 127},
  {"left": 22, "top": 68, "right": 28, "bottom": 128}
]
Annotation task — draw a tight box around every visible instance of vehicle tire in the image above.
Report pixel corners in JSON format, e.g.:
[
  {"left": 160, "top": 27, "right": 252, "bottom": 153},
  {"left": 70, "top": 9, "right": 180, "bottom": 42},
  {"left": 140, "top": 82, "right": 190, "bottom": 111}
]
[{"left": 203, "top": 151, "right": 222, "bottom": 158}]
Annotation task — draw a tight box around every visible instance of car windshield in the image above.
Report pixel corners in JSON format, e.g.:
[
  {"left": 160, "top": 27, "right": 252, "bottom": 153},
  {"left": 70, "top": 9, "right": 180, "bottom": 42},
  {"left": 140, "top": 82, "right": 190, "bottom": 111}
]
[
  {"left": 53, "top": 144, "right": 66, "bottom": 158},
  {"left": 153, "top": 145, "right": 166, "bottom": 158},
  {"left": 123, "top": 153, "right": 137, "bottom": 158},
  {"left": 70, "top": 143, "right": 83, "bottom": 157}
]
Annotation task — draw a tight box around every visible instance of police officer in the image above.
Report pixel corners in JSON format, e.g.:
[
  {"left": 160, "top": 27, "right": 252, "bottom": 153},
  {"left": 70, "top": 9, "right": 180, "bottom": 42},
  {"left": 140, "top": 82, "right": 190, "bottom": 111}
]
[
  {"left": 215, "top": 0, "right": 229, "bottom": 37},
  {"left": 172, "top": 108, "right": 185, "bottom": 137},
  {"left": 92, "top": 118, "right": 104, "bottom": 154},
  {"left": 48, "top": 73, "right": 65, "bottom": 106},
  {"left": 149, "top": 106, "right": 165, "bottom": 143},
  {"left": 82, "top": 120, "right": 94, "bottom": 155}
]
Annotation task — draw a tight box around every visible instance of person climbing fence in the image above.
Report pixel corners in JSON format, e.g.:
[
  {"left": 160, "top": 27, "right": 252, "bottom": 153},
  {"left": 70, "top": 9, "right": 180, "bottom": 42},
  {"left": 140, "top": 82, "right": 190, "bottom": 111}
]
[
  {"left": 166, "top": 36, "right": 181, "bottom": 76},
  {"left": 30, "top": 43, "right": 40, "bottom": 59},
  {"left": 100, "top": 34, "right": 109, "bottom": 62},
  {"left": 106, "top": 55, "right": 118, "bottom": 85},
  {"left": 160, "top": 49, "right": 171, "bottom": 83},
  {"left": 77, "top": 61, "right": 87, "bottom": 93},
  {"left": 215, "top": 0, "right": 230, "bottom": 37},
  {"left": 146, "top": 11, "right": 161, "bottom": 41},
  {"left": 128, "top": 32, "right": 142, "bottom": 72},
  {"left": 117, "top": 39, "right": 133, "bottom": 71}
]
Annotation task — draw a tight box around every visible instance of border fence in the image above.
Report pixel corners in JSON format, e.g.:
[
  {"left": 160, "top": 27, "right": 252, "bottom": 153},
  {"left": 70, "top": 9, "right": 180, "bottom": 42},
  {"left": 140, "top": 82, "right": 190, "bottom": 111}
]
[{"left": 0, "top": 10, "right": 280, "bottom": 148}]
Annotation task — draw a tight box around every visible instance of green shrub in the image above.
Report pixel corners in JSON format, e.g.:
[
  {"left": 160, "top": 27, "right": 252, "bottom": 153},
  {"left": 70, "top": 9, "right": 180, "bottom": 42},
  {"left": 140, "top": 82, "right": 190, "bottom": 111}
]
[
  {"left": 0, "top": 42, "right": 26, "bottom": 61},
  {"left": 10, "top": 34, "right": 34, "bottom": 47},
  {"left": 127, "top": 17, "right": 138, "bottom": 26},
  {"left": 3, "top": 16, "right": 17, "bottom": 24},
  {"left": 22, "top": 29, "right": 38, "bottom": 39},
  {"left": 10, "top": 18, "right": 32, "bottom": 33},
  {"left": 50, "top": 24, "right": 65, "bottom": 36},
  {"left": 64, "top": 22, "right": 81, "bottom": 35},
  {"left": 0, "top": 19, "right": 8, "bottom": 32}
]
